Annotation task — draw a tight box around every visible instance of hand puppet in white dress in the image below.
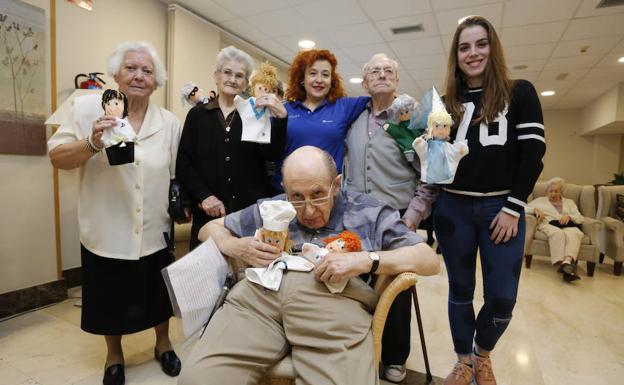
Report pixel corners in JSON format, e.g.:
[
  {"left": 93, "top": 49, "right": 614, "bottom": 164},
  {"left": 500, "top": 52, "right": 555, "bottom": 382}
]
[
  {"left": 234, "top": 62, "right": 279, "bottom": 144},
  {"left": 100, "top": 89, "right": 136, "bottom": 165},
  {"left": 412, "top": 87, "right": 468, "bottom": 184}
]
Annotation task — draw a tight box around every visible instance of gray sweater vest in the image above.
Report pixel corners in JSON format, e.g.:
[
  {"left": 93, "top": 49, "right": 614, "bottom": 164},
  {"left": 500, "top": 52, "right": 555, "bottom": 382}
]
[{"left": 344, "top": 110, "right": 418, "bottom": 210}]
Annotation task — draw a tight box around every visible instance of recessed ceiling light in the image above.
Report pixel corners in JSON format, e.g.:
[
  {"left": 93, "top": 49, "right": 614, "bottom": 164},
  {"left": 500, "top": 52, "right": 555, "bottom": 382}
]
[
  {"left": 541, "top": 90, "right": 555, "bottom": 96},
  {"left": 349, "top": 77, "right": 363, "bottom": 84},
  {"left": 619, "top": 56, "right": 624, "bottom": 63},
  {"left": 298, "top": 40, "right": 315, "bottom": 49}
]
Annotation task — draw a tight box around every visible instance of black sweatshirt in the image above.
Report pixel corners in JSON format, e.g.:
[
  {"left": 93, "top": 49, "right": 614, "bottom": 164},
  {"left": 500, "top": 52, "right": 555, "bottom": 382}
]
[{"left": 447, "top": 79, "right": 546, "bottom": 217}]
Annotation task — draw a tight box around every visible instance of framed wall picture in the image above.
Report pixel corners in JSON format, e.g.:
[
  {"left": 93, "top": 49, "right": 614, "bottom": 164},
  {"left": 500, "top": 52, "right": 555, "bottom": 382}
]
[{"left": 0, "top": 0, "right": 46, "bottom": 155}]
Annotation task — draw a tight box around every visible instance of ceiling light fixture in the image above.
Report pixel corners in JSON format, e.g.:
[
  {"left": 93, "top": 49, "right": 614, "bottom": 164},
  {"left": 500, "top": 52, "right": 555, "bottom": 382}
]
[
  {"left": 298, "top": 40, "right": 315, "bottom": 49},
  {"left": 541, "top": 90, "right": 555, "bottom": 96},
  {"left": 349, "top": 77, "right": 363, "bottom": 84},
  {"left": 619, "top": 56, "right": 624, "bottom": 63}
]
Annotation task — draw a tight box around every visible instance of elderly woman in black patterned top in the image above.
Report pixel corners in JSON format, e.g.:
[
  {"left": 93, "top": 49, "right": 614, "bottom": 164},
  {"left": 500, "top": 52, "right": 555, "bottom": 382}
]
[{"left": 176, "top": 46, "right": 288, "bottom": 250}]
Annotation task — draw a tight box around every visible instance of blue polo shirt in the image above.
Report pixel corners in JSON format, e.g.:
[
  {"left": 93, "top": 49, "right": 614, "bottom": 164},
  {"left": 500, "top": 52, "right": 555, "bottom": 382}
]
[{"left": 271, "top": 96, "right": 370, "bottom": 191}]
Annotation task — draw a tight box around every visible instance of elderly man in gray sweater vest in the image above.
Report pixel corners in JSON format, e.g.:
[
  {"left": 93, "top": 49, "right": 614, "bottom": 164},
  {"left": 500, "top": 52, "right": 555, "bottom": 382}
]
[{"left": 344, "top": 53, "right": 438, "bottom": 383}]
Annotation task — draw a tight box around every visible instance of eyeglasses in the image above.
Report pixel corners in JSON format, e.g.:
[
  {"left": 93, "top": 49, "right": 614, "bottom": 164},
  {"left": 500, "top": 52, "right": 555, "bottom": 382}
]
[
  {"left": 287, "top": 183, "right": 334, "bottom": 209},
  {"left": 219, "top": 68, "right": 246, "bottom": 81},
  {"left": 367, "top": 67, "right": 395, "bottom": 78},
  {"left": 188, "top": 86, "right": 199, "bottom": 97}
]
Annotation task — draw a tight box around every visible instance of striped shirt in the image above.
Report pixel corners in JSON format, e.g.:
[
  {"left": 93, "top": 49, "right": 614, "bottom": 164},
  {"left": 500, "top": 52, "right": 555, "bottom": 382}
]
[{"left": 224, "top": 189, "right": 424, "bottom": 252}]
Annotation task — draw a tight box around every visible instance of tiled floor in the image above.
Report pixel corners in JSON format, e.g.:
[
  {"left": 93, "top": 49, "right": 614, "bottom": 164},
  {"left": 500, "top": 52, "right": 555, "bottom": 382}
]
[{"left": 1, "top": 252, "right": 623, "bottom": 385}]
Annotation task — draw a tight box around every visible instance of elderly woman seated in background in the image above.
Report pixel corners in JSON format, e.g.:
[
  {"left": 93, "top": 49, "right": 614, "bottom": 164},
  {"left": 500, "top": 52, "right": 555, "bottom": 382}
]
[{"left": 527, "top": 177, "right": 584, "bottom": 282}]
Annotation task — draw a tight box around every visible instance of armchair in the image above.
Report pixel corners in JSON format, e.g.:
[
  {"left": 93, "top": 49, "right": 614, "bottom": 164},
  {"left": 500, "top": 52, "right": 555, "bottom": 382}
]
[
  {"left": 597, "top": 185, "right": 624, "bottom": 275},
  {"left": 226, "top": 260, "right": 433, "bottom": 385},
  {"left": 523, "top": 182, "right": 603, "bottom": 276}
]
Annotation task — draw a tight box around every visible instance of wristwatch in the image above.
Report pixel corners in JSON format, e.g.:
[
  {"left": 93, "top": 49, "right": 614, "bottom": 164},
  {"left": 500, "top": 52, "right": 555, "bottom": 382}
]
[{"left": 368, "top": 252, "right": 380, "bottom": 274}]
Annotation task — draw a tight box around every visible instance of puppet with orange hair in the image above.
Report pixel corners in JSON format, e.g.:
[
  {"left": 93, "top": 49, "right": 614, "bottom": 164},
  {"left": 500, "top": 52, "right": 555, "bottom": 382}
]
[{"left": 322, "top": 230, "right": 362, "bottom": 253}]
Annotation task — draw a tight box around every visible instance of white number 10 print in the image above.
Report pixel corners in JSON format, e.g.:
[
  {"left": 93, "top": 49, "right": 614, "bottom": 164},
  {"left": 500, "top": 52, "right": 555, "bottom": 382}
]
[{"left": 456, "top": 102, "right": 508, "bottom": 146}]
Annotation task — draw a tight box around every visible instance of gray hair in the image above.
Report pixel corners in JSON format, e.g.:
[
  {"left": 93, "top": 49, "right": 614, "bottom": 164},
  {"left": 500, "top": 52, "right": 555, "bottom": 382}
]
[
  {"left": 362, "top": 53, "right": 399, "bottom": 78},
  {"left": 107, "top": 41, "right": 167, "bottom": 88},
  {"left": 216, "top": 46, "right": 254, "bottom": 80},
  {"left": 546, "top": 176, "right": 565, "bottom": 191}
]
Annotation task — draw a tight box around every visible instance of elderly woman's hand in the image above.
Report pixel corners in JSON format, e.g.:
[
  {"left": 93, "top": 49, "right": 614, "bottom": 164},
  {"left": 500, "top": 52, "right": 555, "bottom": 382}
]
[
  {"left": 254, "top": 93, "right": 287, "bottom": 119},
  {"left": 91, "top": 115, "right": 117, "bottom": 148},
  {"left": 489, "top": 210, "right": 519, "bottom": 245},
  {"left": 200, "top": 195, "right": 226, "bottom": 218},
  {"left": 559, "top": 215, "right": 571, "bottom": 225},
  {"left": 534, "top": 208, "right": 545, "bottom": 222}
]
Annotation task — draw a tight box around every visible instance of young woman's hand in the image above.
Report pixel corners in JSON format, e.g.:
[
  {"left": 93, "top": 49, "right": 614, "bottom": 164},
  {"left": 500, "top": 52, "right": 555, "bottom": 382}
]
[{"left": 489, "top": 210, "right": 519, "bottom": 244}]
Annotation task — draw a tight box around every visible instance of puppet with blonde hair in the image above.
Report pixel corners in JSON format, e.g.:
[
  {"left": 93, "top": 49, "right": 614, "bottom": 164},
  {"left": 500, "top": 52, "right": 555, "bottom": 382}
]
[
  {"left": 412, "top": 87, "right": 468, "bottom": 184},
  {"left": 234, "top": 61, "right": 279, "bottom": 144}
]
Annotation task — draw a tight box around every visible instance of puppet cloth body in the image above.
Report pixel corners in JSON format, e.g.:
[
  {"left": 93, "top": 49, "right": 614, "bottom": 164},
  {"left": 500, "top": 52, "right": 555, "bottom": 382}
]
[
  {"left": 234, "top": 95, "right": 271, "bottom": 144},
  {"left": 413, "top": 138, "right": 468, "bottom": 184}
]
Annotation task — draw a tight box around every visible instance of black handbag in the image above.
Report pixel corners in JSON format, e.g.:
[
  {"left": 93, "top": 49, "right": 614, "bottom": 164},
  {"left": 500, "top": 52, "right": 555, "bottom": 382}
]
[
  {"left": 548, "top": 219, "right": 582, "bottom": 230},
  {"left": 168, "top": 180, "right": 191, "bottom": 223}
]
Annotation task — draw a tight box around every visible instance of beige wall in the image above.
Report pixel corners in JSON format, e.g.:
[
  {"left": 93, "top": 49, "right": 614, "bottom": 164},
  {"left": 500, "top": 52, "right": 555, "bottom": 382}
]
[
  {"left": 0, "top": 0, "right": 55, "bottom": 294},
  {"left": 541, "top": 109, "right": 621, "bottom": 186},
  {"left": 167, "top": 4, "right": 220, "bottom": 122}
]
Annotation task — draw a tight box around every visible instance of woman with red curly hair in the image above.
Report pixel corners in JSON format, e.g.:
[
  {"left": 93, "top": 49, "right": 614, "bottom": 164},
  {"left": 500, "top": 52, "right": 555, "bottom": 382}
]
[{"left": 270, "top": 49, "right": 369, "bottom": 191}]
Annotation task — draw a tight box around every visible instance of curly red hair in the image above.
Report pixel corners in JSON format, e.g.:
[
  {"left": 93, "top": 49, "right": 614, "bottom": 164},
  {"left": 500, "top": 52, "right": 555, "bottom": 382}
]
[
  {"left": 322, "top": 230, "right": 362, "bottom": 252},
  {"left": 285, "top": 49, "right": 346, "bottom": 103}
]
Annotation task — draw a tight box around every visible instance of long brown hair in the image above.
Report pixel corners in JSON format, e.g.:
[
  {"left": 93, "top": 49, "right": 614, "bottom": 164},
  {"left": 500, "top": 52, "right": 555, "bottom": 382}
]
[
  {"left": 444, "top": 16, "right": 512, "bottom": 125},
  {"left": 285, "top": 49, "right": 346, "bottom": 103}
]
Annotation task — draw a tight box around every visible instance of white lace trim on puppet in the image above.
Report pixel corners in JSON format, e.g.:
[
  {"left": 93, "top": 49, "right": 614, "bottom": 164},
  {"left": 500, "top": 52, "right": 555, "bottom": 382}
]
[{"left": 101, "top": 118, "right": 136, "bottom": 147}]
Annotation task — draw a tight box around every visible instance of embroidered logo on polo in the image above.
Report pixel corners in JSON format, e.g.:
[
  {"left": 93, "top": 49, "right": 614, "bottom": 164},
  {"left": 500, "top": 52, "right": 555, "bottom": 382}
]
[
  {"left": 321, "top": 119, "right": 334, "bottom": 123},
  {"left": 249, "top": 98, "right": 267, "bottom": 120}
]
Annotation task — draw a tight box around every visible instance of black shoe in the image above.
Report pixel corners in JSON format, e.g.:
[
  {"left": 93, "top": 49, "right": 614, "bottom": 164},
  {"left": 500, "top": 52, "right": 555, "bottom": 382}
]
[
  {"left": 103, "top": 363, "right": 125, "bottom": 385},
  {"left": 154, "top": 348, "right": 181, "bottom": 377},
  {"left": 559, "top": 263, "right": 580, "bottom": 282}
]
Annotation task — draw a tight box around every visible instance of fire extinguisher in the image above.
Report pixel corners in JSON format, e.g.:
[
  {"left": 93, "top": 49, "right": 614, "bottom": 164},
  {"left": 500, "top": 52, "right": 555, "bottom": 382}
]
[{"left": 74, "top": 72, "right": 106, "bottom": 89}]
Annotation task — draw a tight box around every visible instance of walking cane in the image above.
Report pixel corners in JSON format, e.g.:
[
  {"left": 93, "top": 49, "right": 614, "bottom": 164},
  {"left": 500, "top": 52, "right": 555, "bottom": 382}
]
[{"left": 411, "top": 285, "right": 433, "bottom": 382}]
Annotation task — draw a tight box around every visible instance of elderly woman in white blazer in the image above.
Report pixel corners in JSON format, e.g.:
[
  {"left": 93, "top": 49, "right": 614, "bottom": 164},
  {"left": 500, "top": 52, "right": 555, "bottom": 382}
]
[{"left": 527, "top": 177, "right": 584, "bottom": 281}]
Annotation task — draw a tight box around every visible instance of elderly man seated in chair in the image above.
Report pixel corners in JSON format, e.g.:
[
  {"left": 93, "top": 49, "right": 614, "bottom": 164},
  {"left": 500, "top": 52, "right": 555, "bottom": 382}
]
[{"left": 178, "top": 146, "right": 439, "bottom": 385}]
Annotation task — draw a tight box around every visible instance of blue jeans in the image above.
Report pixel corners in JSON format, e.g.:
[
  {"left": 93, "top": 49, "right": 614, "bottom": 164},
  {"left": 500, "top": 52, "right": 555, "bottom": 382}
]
[{"left": 434, "top": 191, "right": 525, "bottom": 355}]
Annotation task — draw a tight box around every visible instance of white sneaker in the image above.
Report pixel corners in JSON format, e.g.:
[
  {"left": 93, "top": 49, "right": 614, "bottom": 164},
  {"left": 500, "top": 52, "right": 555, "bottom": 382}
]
[{"left": 384, "top": 364, "right": 407, "bottom": 383}]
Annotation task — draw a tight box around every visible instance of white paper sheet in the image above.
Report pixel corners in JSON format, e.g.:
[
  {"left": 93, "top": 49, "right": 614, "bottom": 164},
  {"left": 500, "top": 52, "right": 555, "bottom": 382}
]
[{"left": 161, "top": 238, "right": 229, "bottom": 337}]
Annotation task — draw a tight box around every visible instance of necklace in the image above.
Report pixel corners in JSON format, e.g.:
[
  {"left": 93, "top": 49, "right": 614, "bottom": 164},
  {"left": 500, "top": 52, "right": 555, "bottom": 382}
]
[{"left": 224, "top": 110, "right": 237, "bottom": 132}]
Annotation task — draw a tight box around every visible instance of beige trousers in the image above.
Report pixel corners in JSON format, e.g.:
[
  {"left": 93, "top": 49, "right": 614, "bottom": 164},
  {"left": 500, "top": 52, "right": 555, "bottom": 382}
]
[
  {"left": 178, "top": 271, "right": 379, "bottom": 385},
  {"left": 539, "top": 224, "right": 584, "bottom": 264}
]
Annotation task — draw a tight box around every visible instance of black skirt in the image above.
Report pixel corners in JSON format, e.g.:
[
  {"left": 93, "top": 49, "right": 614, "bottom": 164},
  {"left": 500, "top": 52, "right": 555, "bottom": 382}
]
[{"left": 80, "top": 245, "right": 174, "bottom": 335}]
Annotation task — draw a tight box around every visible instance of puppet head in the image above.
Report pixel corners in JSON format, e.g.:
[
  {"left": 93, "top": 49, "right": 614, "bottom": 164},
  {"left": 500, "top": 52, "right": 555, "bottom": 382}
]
[
  {"left": 181, "top": 82, "right": 208, "bottom": 106},
  {"left": 322, "top": 230, "right": 362, "bottom": 252},
  {"left": 250, "top": 62, "right": 279, "bottom": 98},
  {"left": 426, "top": 87, "right": 452, "bottom": 140},
  {"left": 390, "top": 94, "right": 417, "bottom": 123},
  {"left": 101, "top": 89, "right": 128, "bottom": 119},
  {"left": 258, "top": 200, "right": 297, "bottom": 253}
]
